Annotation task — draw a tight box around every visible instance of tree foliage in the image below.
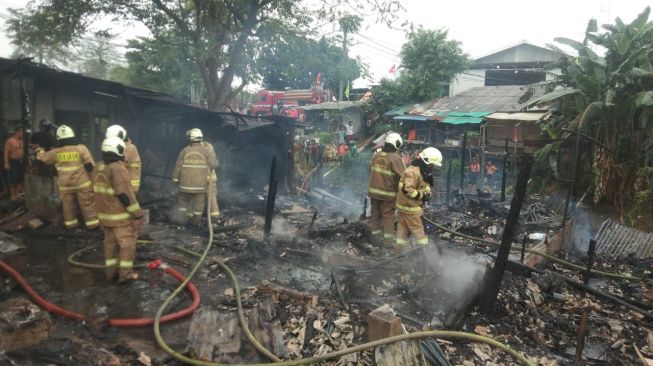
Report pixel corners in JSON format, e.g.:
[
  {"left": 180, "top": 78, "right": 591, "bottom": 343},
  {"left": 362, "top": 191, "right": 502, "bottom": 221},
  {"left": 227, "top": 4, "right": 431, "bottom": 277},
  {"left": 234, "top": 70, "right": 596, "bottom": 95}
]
[
  {"left": 110, "top": 32, "right": 202, "bottom": 101},
  {"left": 6, "top": 0, "right": 404, "bottom": 111},
  {"left": 365, "top": 28, "right": 470, "bottom": 120},
  {"left": 532, "top": 7, "right": 653, "bottom": 220},
  {"left": 257, "top": 28, "right": 364, "bottom": 91}
]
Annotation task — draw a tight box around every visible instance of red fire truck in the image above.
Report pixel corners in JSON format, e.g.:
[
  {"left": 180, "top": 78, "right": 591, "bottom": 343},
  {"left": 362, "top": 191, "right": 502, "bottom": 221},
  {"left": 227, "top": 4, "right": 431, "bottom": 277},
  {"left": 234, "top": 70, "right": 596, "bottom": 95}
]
[{"left": 249, "top": 86, "right": 331, "bottom": 118}]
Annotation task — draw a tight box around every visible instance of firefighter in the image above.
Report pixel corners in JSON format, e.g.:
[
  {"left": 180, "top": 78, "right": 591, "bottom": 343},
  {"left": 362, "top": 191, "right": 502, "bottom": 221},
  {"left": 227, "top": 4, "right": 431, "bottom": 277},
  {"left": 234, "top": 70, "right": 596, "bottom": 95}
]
[
  {"left": 94, "top": 136, "right": 143, "bottom": 282},
  {"left": 173, "top": 128, "right": 217, "bottom": 226},
  {"left": 106, "top": 124, "right": 141, "bottom": 192},
  {"left": 185, "top": 129, "right": 220, "bottom": 220},
  {"left": 395, "top": 147, "right": 443, "bottom": 253},
  {"left": 36, "top": 125, "right": 99, "bottom": 230},
  {"left": 368, "top": 132, "right": 405, "bottom": 247}
]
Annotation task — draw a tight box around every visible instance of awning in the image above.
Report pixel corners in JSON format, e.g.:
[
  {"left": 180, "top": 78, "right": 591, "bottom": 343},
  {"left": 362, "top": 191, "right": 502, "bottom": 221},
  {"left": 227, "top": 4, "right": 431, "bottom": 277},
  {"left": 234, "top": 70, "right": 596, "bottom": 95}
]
[
  {"left": 440, "top": 116, "right": 485, "bottom": 125},
  {"left": 393, "top": 115, "right": 430, "bottom": 122},
  {"left": 444, "top": 111, "right": 492, "bottom": 118}
]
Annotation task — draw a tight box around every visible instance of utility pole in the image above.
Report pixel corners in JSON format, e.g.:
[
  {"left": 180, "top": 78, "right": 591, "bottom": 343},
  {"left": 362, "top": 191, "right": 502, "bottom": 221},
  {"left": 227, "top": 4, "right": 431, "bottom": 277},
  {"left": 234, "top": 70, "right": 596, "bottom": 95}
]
[{"left": 338, "top": 28, "right": 348, "bottom": 101}]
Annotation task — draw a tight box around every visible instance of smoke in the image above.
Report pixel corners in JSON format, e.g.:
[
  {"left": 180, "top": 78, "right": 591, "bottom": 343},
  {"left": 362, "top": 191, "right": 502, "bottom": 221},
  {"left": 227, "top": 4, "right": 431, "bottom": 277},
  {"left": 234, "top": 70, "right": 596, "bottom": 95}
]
[{"left": 421, "top": 245, "right": 486, "bottom": 313}]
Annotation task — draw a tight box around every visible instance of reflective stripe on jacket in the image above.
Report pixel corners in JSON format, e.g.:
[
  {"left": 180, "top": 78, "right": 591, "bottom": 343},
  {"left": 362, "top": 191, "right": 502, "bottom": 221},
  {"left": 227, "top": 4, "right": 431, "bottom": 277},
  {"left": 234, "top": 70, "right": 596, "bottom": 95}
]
[
  {"left": 124, "top": 141, "right": 142, "bottom": 192},
  {"left": 396, "top": 165, "right": 431, "bottom": 215},
  {"left": 94, "top": 162, "right": 142, "bottom": 227},
  {"left": 38, "top": 144, "right": 94, "bottom": 191},
  {"left": 368, "top": 151, "right": 405, "bottom": 201}
]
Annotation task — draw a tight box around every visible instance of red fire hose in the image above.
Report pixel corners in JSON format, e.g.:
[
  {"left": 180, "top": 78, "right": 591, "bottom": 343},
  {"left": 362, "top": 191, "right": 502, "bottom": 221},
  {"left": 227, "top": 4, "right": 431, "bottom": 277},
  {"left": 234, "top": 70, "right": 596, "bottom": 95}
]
[{"left": 0, "top": 258, "right": 200, "bottom": 328}]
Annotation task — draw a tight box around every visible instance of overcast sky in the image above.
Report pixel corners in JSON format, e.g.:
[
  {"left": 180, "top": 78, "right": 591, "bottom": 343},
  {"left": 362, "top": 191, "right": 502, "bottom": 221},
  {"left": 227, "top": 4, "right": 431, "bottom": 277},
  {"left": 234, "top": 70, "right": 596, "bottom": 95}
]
[{"left": 1, "top": 0, "right": 651, "bottom": 88}]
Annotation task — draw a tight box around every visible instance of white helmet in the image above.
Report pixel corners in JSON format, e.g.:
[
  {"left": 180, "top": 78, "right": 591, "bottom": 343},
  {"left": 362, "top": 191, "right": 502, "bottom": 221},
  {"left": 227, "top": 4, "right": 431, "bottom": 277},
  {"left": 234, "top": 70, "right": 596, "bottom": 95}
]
[
  {"left": 384, "top": 132, "right": 403, "bottom": 149},
  {"left": 106, "top": 124, "right": 127, "bottom": 141},
  {"left": 419, "top": 147, "right": 443, "bottom": 167},
  {"left": 56, "top": 125, "right": 75, "bottom": 140},
  {"left": 101, "top": 136, "right": 126, "bottom": 157},
  {"left": 188, "top": 128, "right": 203, "bottom": 142}
]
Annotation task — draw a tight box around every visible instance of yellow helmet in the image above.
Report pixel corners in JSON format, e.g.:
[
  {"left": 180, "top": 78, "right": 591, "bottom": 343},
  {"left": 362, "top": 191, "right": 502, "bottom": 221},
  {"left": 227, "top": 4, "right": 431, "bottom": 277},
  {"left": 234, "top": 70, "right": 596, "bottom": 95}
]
[{"left": 419, "top": 147, "right": 443, "bottom": 167}]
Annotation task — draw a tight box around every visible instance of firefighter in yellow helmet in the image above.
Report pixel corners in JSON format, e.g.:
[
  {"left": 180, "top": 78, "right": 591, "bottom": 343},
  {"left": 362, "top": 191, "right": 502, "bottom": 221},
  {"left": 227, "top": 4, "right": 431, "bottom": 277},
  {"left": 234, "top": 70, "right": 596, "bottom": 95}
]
[
  {"left": 36, "top": 125, "right": 99, "bottom": 229},
  {"left": 186, "top": 129, "right": 220, "bottom": 219},
  {"left": 368, "top": 132, "right": 405, "bottom": 247},
  {"left": 395, "top": 147, "right": 443, "bottom": 253},
  {"left": 94, "top": 136, "right": 144, "bottom": 282},
  {"left": 106, "top": 125, "right": 141, "bottom": 192},
  {"left": 173, "top": 128, "right": 217, "bottom": 226}
]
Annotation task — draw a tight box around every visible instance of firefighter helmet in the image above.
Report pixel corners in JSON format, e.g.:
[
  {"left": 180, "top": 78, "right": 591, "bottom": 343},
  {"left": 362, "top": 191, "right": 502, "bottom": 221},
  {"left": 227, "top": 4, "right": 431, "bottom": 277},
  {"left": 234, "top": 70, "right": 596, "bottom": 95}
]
[
  {"left": 188, "top": 128, "right": 203, "bottom": 142},
  {"left": 101, "top": 136, "right": 126, "bottom": 157},
  {"left": 384, "top": 132, "right": 403, "bottom": 149},
  {"left": 106, "top": 124, "right": 127, "bottom": 141},
  {"left": 56, "top": 125, "right": 75, "bottom": 140},
  {"left": 419, "top": 147, "right": 443, "bottom": 167}
]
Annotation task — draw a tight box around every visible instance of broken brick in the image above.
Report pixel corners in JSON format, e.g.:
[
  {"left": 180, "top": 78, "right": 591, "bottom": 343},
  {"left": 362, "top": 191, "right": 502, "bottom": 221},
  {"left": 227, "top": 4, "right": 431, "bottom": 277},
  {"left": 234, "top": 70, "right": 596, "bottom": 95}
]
[{"left": 367, "top": 304, "right": 403, "bottom": 341}]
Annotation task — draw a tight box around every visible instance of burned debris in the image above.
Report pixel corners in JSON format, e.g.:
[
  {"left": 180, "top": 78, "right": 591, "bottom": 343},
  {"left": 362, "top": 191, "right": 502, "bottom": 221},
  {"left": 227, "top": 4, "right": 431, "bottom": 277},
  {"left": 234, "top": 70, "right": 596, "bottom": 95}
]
[{"left": 0, "top": 6, "right": 653, "bottom": 366}]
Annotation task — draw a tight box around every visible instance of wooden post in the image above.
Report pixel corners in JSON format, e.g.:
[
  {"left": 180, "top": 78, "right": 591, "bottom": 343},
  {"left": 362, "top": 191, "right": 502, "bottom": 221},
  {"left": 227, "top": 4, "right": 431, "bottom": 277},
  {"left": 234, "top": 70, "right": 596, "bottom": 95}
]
[
  {"left": 561, "top": 130, "right": 582, "bottom": 246},
  {"left": 481, "top": 155, "right": 533, "bottom": 314},
  {"left": 500, "top": 139, "right": 509, "bottom": 202},
  {"left": 263, "top": 156, "right": 278, "bottom": 240},
  {"left": 575, "top": 309, "right": 589, "bottom": 361},
  {"left": 584, "top": 239, "right": 597, "bottom": 284},
  {"left": 520, "top": 234, "right": 527, "bottom": 264},
  {"left": 459, "top": 131, "right": 468, "bottom": 189},
  {"left": 446, "top": 154, "right": 452, "bottom": 206}
]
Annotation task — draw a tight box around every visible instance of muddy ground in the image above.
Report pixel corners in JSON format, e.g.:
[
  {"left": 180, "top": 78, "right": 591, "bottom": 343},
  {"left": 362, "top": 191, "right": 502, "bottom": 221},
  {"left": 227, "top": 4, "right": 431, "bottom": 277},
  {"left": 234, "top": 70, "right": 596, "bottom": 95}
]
[{"left": 1, "top": 191, "right": 653, "bottom": 366}]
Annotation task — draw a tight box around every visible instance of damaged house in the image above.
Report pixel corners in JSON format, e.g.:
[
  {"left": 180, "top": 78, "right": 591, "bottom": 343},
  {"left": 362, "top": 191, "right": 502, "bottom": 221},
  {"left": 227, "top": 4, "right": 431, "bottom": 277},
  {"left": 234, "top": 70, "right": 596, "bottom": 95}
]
[{"left": 0, "top": 57, "right": 295, "bottom": 216}]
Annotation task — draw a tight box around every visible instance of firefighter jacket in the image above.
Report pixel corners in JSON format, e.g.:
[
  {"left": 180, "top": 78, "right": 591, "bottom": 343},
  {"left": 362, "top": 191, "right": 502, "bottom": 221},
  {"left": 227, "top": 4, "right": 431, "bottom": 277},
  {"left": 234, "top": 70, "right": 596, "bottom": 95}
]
[
  {"left": 202, "top": 141, "right": 219, "bottom": 183},
  {"left": 38, "top": 144, "right": 94, "bottom": 192},
  {"left": 93, "top": 161, "right": 142, "bottom": 227},
  {"left": 124, "top": 141, "right": 142, "bottom": 191},
  {"left": 396, "top": 165, "right": 431, "bottom": 215},
  {"left": 172, "top": 142, "right": 217, "bottom": 193},
  {"left": 368, "top": 151, "right": 405, "bottom": 201}
]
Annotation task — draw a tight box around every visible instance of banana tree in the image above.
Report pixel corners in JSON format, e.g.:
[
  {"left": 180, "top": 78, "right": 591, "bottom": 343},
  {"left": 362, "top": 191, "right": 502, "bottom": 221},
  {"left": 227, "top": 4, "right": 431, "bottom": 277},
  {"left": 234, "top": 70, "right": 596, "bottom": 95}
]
[{"left": 528, "top": 7, "right": 653, "bottom": 221}]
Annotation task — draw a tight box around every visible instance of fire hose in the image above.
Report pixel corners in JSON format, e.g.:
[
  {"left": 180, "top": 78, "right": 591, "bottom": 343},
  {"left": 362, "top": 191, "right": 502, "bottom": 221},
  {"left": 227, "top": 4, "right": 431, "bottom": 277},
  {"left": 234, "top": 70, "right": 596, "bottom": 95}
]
[
  {"left": 152, "top": 187, "right": 536, "bottom": 366},
  {"left": 422, "top": 217, "right": 642, "bottom": 281},
  {"left": 0, "top": 258, "right": 200, "bottom": 328}
]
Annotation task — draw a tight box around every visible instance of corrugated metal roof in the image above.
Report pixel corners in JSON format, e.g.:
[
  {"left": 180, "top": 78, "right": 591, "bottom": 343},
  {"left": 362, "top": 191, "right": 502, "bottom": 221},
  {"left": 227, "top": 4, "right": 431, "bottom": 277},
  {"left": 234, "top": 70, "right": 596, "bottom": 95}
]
[
  {"left": 384, "top": 103, "right": 417, "bottom": 116},
  {"left": 399, "top": 85, "right": 547, "bottom": 117},
  {"left": 474, "top": 42, "right": 561, "bottom": 66}
]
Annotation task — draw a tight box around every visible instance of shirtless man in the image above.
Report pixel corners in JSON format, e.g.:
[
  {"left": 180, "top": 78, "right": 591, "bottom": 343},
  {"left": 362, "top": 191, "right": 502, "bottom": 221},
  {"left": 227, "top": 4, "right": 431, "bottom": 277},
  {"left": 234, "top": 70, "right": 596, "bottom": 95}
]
[{"left": 4, "top": 128, "right": 25, "bottom": 201}]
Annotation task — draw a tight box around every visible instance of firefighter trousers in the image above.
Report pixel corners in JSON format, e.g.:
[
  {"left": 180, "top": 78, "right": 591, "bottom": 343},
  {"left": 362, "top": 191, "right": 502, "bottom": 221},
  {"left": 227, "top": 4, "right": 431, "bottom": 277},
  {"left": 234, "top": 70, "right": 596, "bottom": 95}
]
[
  {"left": 370, "top": 198, "right": 395, "bottom": 245},
  {"left": 103, "top": 224, "right": 137, "bottom": 282},
  {"left": 396, "top": 211, "right": 428, "bottom": 247},
  {"left": 177, "top": 192, "right": 206, "bottom": 226},
  {"left": 61, "top": 187, "right": 99, "bottom": 229}
]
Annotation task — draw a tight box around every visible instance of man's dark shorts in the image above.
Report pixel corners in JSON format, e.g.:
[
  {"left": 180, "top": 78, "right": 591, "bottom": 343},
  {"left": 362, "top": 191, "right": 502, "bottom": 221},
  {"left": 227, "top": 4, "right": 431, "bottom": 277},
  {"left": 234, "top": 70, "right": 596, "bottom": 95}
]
[{"left": 7, "top": 159, "right": 24, "bottom": 187}]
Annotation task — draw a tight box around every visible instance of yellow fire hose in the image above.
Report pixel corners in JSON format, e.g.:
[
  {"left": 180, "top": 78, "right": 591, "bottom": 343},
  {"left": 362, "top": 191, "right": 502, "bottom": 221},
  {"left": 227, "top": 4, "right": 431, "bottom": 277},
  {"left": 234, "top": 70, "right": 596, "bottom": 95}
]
[
  {"left": 422, "top": 217, "right": 642, "bottom": 281},
  {"left": 151, "top": 187, "right": 536, "bottom": 366}
]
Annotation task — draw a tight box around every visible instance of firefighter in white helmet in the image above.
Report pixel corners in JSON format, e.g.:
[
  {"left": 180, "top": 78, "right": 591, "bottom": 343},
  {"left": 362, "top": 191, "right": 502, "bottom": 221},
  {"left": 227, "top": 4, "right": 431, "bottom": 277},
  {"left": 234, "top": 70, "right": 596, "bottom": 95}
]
[
  {"left": 36, "top": 125, "right": 99, "bottom": 230},
  {"left": 93, "top": 136, "right": 143, "bottom": 282},
  {"left": 173, "top": 128, "right": 217, "bottom": 226},
  {"left": 394, "top": 147, "right": 443, "bottom": 253},
  {"left": 186, "top": 129, "right": 220, "bottom": 219},
  {"left": 106, "top": 124, "right": 142, "bottom": 192},
  {"left": 367, "top": 132, "right": 405, "bottom": 247}
]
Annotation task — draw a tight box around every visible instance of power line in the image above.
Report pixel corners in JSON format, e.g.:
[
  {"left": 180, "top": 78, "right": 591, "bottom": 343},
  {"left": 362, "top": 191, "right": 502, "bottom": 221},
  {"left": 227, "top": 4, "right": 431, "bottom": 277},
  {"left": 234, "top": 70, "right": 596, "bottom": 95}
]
[
  {"left": 353, "top": 37, "right": 399, "bottom": 57},
  {"left": 356, "top": 33, "right": 402, "bottom": 54}
]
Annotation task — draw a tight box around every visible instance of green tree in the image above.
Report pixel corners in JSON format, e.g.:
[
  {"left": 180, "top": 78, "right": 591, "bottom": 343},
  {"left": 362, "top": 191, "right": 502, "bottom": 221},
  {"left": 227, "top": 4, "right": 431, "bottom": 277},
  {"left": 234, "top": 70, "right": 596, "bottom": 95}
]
[
  {"left": 399, "top": 29, "right": 470, "bottom": 101},
  {"left": 109, "top": 32, "right": 202, "bottom": 101},
  {"left": 257, "top": 31, "right": 364, "bottom": 92},
  {"left": 527, "top": 7, "right": 653, "bottom": 220},
  {"left": 6, "top": 0, "right": 403, "bottom": 111},
  {"left": 77, "top": 32, "right": 121, "bottom": 79},
  {"left": 364, "top": 28, "right": 470, "bottom": 120}
]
